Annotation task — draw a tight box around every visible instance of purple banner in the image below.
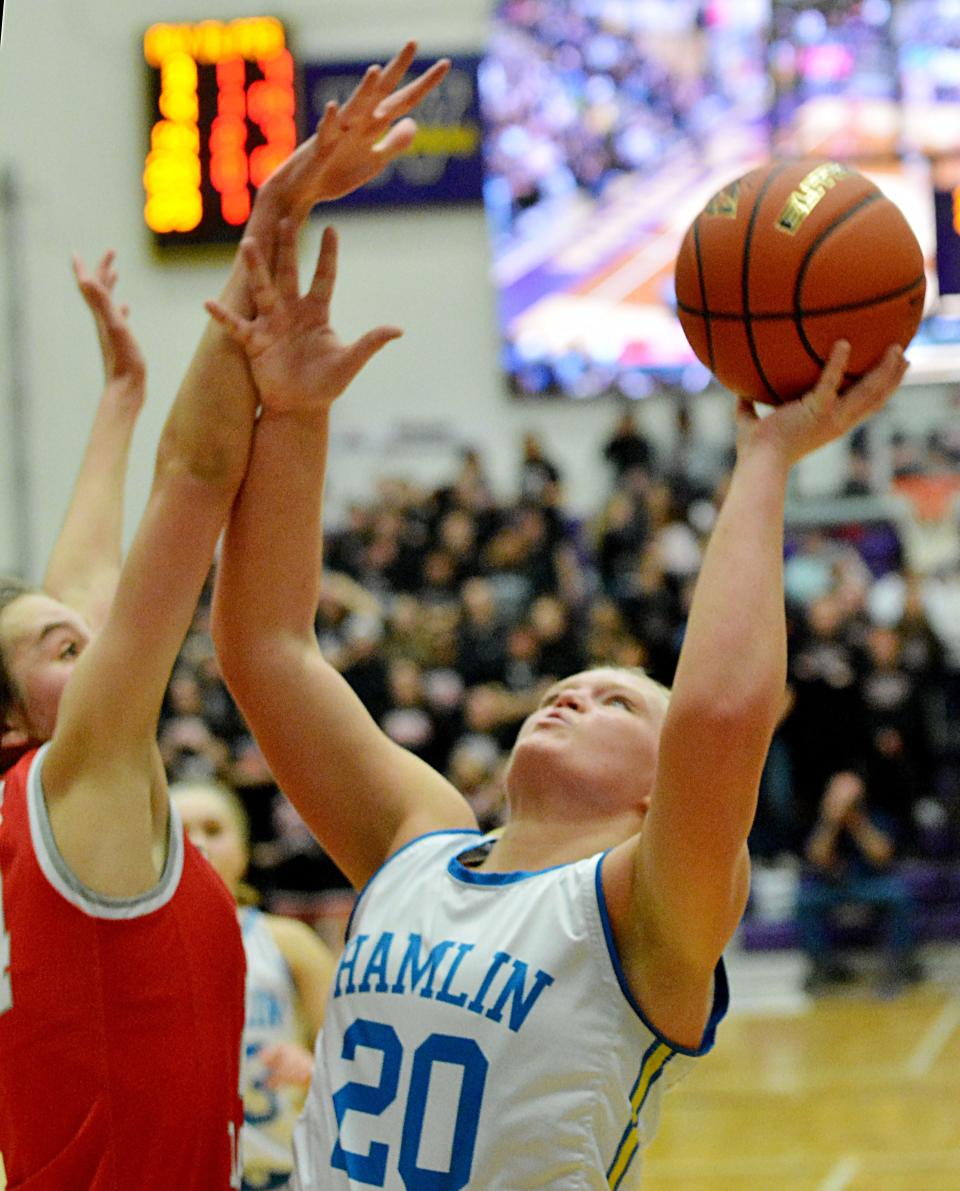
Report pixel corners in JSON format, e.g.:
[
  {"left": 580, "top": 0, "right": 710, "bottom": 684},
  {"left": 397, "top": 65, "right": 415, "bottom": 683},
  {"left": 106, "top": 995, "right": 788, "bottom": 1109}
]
[{"left": 301, "top": 55, "right": 484, "bottom": 207}]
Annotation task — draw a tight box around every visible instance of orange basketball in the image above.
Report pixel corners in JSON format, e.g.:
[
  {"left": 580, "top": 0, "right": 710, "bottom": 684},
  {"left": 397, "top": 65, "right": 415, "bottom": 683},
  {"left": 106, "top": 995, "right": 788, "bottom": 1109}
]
[{"left": 674, "top": 159, "right": 926, "bottom": 404}]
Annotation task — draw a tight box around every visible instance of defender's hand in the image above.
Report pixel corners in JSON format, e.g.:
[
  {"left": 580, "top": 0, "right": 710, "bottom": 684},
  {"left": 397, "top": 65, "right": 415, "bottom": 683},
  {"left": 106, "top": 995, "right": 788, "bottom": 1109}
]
[
  {"left": 73, "top": 250, "right": 146, "bottom": 401},
  {"left": 258, "top": 41, "right": 450, "bottom": 216},
  {"left": 205, "top": 221, "right": 401, "bottom": 415}
]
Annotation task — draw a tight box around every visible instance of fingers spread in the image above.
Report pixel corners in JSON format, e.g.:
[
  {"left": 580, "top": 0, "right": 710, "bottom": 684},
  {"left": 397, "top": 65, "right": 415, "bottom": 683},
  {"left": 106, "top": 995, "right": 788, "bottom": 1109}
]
[
  {"left": 343, "top": 325, "right": 403, "bottom": 383},
  {"left": 374, "top": 118, "right": 417, "bottom": 163},
  {"left": 95, "top": 249, "right": 117, "bottom": 287},
  {"left": 274, "top": 218, "right": 300, "bottom": 298},
  {"left": 339, "top": 63, "right": 382, "bottom": 125},
  {"left": 204, "top": 298, "right": 251, "bottom": 344},
  {"left": 309, "top": 226, "right": 338, "bottom": 314},
  {"left": 241, "top": 237, "right": 280, "bottom": 317},
  {"left": 376, "top": 58, "right": 450, "bottom": 122},
  {"left": 816, "top": 340, "right": 851, "bottom": 396},
  {"left": 313, "top": 100, "right": 341, "bottom": 155},
  {"left": 377, "top": 40, "right": 418, "bottom": 94}
]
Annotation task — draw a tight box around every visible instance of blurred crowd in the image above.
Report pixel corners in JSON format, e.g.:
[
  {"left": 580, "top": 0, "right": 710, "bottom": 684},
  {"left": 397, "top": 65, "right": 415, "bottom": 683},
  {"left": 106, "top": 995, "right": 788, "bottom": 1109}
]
[
  {"left": 158, "top": 405, "right": 960, "bottom": 928},
  {"left": 481, "top": 0, "right": 723, "bottom": 224}
]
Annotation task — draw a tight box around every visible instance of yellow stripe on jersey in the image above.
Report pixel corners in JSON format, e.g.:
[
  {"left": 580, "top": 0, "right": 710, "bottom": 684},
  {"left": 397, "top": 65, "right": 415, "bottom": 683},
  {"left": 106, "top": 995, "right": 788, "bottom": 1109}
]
[{"left": 607, "top": 1041, "right": 673, "bottom": 1189}]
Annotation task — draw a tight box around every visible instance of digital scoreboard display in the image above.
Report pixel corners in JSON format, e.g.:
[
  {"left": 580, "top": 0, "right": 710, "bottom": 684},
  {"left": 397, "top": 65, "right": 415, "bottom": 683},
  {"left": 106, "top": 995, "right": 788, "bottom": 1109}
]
[{"left": 143, "top": 17, "right": 297, "bottom": 247}]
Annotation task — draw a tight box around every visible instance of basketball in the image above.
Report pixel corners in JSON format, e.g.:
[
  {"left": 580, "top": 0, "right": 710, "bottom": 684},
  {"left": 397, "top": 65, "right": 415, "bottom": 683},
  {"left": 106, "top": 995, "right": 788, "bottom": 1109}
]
[{"left": 674, "top": 159, "right": 926, "bottom": 404}]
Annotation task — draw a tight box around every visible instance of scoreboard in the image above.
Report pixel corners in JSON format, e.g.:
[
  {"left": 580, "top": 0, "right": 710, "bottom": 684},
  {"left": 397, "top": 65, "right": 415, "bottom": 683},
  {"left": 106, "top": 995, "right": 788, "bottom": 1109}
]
[
  {"left": 143, "top": 17, "right": 297, "bottom": 246},
  {"left": 143, "top": 21, "right": 486, "bottom": 247}
]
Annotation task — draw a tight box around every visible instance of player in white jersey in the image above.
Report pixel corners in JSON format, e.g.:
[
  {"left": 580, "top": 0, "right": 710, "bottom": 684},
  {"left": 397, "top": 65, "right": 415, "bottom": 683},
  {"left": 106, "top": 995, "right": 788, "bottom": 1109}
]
[
  {"left": 173, "top": 782, "right": 335, "bottom": 1189},
  {"left": 206, "top": 183, "right": 909, "bottom": 1184}
]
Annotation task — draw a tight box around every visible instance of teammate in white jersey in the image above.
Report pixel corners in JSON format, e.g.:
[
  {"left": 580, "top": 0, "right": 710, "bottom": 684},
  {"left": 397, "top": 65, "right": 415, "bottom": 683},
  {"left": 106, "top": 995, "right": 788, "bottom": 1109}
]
[
  {"left": 207, "top": 194, "right": 909, "bottom": 1185},
  {"left": 173, "top": 781, "right": 335, "bottom": 1189}
]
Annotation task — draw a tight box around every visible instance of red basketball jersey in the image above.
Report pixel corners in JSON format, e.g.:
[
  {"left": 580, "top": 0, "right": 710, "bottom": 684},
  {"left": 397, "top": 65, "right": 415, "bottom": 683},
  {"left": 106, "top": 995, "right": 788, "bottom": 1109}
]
[{"left": 0, "top": 746, "right": 246, "bottom": 1189}]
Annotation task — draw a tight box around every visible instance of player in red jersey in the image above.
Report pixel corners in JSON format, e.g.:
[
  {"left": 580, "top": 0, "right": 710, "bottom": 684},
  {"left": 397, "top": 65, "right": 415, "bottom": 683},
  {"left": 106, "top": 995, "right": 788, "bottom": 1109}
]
[{"left": 0, "top": 44, "right": 449, "bottom": 1190}]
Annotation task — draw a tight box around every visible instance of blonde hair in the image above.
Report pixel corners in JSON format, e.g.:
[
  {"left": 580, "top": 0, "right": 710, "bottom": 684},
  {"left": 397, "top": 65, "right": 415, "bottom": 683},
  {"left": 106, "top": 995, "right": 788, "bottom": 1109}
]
[{"left": 612, "top": 665, "right": 672, "bottom": 707}]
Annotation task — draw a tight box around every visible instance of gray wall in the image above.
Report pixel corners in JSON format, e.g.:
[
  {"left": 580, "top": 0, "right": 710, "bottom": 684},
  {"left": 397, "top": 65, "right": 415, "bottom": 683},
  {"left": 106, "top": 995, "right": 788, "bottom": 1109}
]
[{"left": 0, "top": 0, "right": 948, "bottom": 580}]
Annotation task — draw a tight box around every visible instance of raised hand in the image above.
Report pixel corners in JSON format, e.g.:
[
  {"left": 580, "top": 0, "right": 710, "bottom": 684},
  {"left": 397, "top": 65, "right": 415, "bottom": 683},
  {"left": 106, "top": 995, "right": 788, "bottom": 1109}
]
[
  {"left": 821, "top": 771, "right": 865, "bottom": 825},
  {"left": 258, "top": 41, "right": 450, "bottom": 222},
  {"left": 735, "top": 341, "right": 908, "bottom": 466},
  {"left": 72, "top": 250, "right": 146, "bottom": 405},
  {"left": 204, "top": 220, "right": 401, "bottom": 415}
]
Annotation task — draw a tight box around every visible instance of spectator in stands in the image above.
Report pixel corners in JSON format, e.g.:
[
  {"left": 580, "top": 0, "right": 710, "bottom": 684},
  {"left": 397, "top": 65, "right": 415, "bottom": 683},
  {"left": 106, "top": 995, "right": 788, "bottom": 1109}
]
[
  {"left": 518, "top": 431, "right": 562, "bottom": 501},
  {"left": 890, "top": 430, "right": 925, "bottom": 478},
  {"left": 159, "top": 669, "right": 232, "bottom": 784},
  {"left": 445, "top": 735, "right": 506, "bottom": 832},
  {"left": 502, "top": 621, "right": 543, "bottom": 693},
  {"left": 663, "top": 401, "right": 729, "bottom": 505},
  {"left": 797, "top": 770, "right": 921, "bottom": 995},
  {"left": 841, "top": 447, "right": 876, "bottom": 497},
  {"left": 782, "top": 594, "right": 870, "bottom": 845},
  {"left": 437, "top": 508, "right": 482, "bottom": 582},
  {"left": 596, "top": 490, "right": 649, "bottom": 596},
  {"left": 480, "top": 522, "right": 535, "bottom": 619},
  {"left": 858, "top": 624, "right": 929, "bottom": 843},
  {"left": 602, "top": 408, "right": 655, "bottom": 482},
  {"left": 750, "top": 688, "right": 797, "bottom": 862},
  {"left": 457, "top": 577, "right": 508, "bottom": 685},
  {"left": 529, "top": 592, "right": 586, "bottom": 677},
  {"left": 380, "top": 656, "right": 449, "bottom": 771}
]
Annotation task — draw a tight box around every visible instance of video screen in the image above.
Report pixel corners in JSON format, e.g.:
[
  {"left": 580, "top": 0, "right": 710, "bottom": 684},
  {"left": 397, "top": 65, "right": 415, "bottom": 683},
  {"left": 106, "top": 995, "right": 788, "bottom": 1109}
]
[
  {"left": 770, "top": 0, "right": 900, "bottom": 159},
  {"left": 895, "top": 0, "right": 960, "bottom": 156},
  {"left": 480, "top": 0, "right": 960, "bottom": 399}
]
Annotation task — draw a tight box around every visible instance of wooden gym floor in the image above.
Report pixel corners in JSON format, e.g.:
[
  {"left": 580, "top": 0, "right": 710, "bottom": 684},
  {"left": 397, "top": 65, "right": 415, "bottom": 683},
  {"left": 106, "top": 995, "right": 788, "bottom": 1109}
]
[{"left": 644, "top": 945, "right": 960, "bottom": 1191}]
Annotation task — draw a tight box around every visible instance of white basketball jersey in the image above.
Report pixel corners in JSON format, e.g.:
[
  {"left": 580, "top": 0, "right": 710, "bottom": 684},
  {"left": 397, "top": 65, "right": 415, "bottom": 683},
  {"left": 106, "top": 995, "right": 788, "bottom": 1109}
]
[
  {"left": 291, "top": 831, "right": 728, "bottom": 1190},
  {"left": 240, "top": 906, "right": 302, "bottom": 1187}
]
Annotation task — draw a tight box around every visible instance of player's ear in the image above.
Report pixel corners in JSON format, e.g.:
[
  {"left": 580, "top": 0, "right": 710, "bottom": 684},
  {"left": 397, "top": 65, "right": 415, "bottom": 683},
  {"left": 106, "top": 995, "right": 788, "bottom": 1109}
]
[
  {"left": 0, "top": 702, "right": 30, "bottom": 750},
  {"left": 0, "top": 721, "right": 29, "bottom": 750}
]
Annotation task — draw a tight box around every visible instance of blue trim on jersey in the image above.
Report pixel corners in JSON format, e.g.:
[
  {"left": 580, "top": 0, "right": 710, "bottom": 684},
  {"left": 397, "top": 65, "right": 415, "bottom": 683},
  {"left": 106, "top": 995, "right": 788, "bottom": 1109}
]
[
  {"left": 344, "top": 829, "right": 483, "bottom": 941},
  {"left": 446, "top": 845, "right": 569, "bottom": 886},
  {"left": 239, "top": 905, "right": 259, "bottom": 939},
  {"left": 594, "top": 852, "right": 730, "bottom": 1057}
]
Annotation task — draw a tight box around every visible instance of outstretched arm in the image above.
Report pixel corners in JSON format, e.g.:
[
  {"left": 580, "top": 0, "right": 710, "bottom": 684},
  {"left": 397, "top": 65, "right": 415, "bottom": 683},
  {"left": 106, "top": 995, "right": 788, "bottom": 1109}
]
[
  {"left": 42, "top": 46, "right": 452, "bottom": 898},
  {"left": 211, "top": 228, "right": 475, "bottom": 891},
  {"left": 608, "top": 343, "right": 908, "bottom": 1042},
  {"left": 169, "top": 43, "right": 450, "bottom": 490},
  {"left": 42, "top": 252, "right": 146, "bottom": 633}
]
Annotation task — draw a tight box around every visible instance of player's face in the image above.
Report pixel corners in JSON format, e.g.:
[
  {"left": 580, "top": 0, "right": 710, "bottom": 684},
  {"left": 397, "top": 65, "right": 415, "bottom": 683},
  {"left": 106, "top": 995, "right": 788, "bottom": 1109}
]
[
  {"left": 172, "top": 786, "right": 248, "bottom": 897},
  {"left": 0, "top": 593, "right": 92, "bottom": 747},
  {"left": 507, "top": 668, "right": 669, "bottom": 812}
]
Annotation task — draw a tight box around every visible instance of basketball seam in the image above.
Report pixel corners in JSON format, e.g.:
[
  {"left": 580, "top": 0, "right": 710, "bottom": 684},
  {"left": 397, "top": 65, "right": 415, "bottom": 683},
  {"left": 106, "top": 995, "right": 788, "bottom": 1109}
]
[
  {"left": 674, "top": 275, "right": 925, "bottom": 320},
  {"left": 742, "top": 161, "right": 796, "bottom": 403},
  {"left": 692, "top": 218, "right": 716, "bottom": 374},
  {"left": 793, "top": 192, "right": 881, "bottom": 370}
]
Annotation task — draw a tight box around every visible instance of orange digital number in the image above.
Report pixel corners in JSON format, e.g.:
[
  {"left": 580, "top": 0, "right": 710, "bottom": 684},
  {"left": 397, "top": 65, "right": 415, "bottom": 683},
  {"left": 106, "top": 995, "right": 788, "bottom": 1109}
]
[{"left": 143, "top": 18, "right": 295, "bottom": 236}]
